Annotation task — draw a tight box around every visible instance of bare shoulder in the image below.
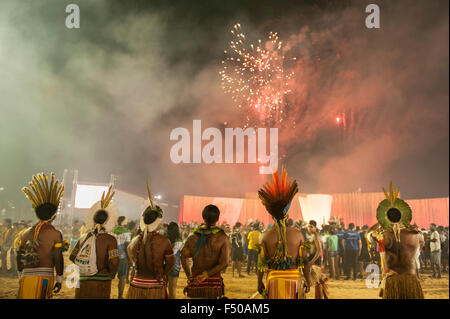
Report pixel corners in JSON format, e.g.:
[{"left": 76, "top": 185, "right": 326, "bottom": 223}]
[
  {"left": 404, "top": 226, "right": 421, "bottom": 235},
  {"left": 215, "top": 229, "right": 228, "bottom": 240},
  {"left": 184, "top": 233, "right": 198, "bottom": 248},
  {"left": 216, "top": 230, "right": 230, "bottom": 246},
  {"left": 40, "top": 224, "right": 62, "bottom": 240},
  {"left": 21, "top": 227, "right": 33, "bottom": 241},
  {"left": 99, "top": 233, "right": 117, "bottom": 244},
  {"left": 155, "top": 234, "right": 171, "bottom": 245},
  {"left": 287, "top": 226, "right": 304, "bottom": 240}
]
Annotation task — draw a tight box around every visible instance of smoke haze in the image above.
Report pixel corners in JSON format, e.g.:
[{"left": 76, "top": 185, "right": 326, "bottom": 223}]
[{"left": 0, "top": 0, "right": 448, "bottom": 218}]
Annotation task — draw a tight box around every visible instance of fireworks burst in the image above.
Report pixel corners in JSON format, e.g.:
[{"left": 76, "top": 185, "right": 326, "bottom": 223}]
[{"left": 219, "top": 23, "right": 295, "bottom": 128}]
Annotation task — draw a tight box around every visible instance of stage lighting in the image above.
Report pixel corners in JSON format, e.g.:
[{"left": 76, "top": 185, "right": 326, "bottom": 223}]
[{"left": 74, "top": 184, "right": 109, "bottom": 209}]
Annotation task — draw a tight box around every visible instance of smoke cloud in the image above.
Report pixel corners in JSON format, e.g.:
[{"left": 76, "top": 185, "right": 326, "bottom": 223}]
[{"left": 0, "top": 0, "right": 448, "bottom": 221}]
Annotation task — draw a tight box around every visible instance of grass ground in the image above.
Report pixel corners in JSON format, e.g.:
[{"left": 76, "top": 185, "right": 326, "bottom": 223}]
[{"left": 0, "top": 262, "right": 448, "bottom": 299}]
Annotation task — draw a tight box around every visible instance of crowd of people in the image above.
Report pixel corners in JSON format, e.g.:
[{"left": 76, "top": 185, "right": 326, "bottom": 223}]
[
  {"left": 3, "top": 172, "right": 448, "bottom": 300},
  {"left": 2, "top": 214, "right": 448, "bottom": 297}
]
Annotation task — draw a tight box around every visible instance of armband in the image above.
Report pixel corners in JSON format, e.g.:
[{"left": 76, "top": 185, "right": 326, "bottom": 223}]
[
  {"left": 56, "top": 275, "right": 63, "bottom": 284},
  {"left": 108, "top": 249, "right": 119, "bottom": 259}
]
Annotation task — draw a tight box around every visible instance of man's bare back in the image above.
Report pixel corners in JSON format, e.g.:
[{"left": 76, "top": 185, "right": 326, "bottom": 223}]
[
  {"left": 260, "top": 226, "right": 305, "bottom": 267},
  {"left": 384, "top": 227, "right": 420, "bottom": 275},
  {"left": 128, "top": 232, "right": 174, "bottom": 279},
  {"left": 181, "top": 230, "right": 230, "bottom": 280},
  {"left": 19, "top": 223, "right": 62, "bottom": 270}
]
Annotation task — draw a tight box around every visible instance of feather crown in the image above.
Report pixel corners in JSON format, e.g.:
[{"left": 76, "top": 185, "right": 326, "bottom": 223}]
[
  {"left": 258, "top": 166, "right": 298, "bottom": 220},
  {"left": 22, "top": 172, "right": 64, "bottom": 209}
]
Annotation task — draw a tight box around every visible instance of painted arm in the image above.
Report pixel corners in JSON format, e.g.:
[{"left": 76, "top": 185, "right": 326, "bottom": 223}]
[
  {"left": 257, "top": 241, "right": 267, "bottom": 294},
  {"left": 163, "top": 241, "right": 176, "bottom": 276},
  {"left": 127, "top": 235, "right": 141, "bottom": 265},
  {"left": 53, "top": 232, "right": 64, "bottom": 293},
  {"left": 180, "top": 236, "right": 193, "bottom": 280},
  {"left": 203, "top": 236, "right": 230, "bottom": 278},
  {"left": 108, "top": 237, "right": 120, "bottom": 275}
]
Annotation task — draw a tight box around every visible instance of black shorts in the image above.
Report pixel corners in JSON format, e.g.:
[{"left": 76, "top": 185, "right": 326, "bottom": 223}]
[{"left": 231, "top": 247, "right": 244, "bottom": 262}]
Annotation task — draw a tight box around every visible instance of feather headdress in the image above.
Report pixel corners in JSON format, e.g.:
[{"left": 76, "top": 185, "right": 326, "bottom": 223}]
[
  {"left": 258, "top": 166, "right": 298, "bottom": 221},
  {"left": 140, "top": 180, "right": 163, "bottom": 233},
  {"left": 377, "top": 181, "right": 412, "bottom": 236},
  {"left": 258, "top": 167, "right": 298, "bottom": 260},
  {"left": 22, "top": 172, "right": 64, "bottom": 220},
  {"left": 86, "top": 185, "right": 118, "bottom": 233},
  {"left": 22, "top": 172, "right": 64, "bottom": 209}
]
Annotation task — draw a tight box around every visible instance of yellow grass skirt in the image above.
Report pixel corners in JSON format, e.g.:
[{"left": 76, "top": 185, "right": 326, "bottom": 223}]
[
  {"left": 18, "top": 275, "right": 54, "bottom": 299},
  {"left": 266, "top": 269, "right": 303, "bottom": 299},
  {"left": 381, "top": 273, "right": 424, "bottom": 299}
]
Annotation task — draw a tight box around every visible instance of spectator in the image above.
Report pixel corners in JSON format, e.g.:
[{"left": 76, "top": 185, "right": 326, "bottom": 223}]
[
  {"left": 429, "top": 224, "right": 441, "bottom": 279},
  {"left": 335, "top": 225, "right": 345, "bottom": 277},
  {"left": 342, "top": 223, "right": 361, "bottom": 280},
  {"left": 231, "top": 222, "right": 245, "bottom": 278},
  {"left": 167, "top": 222, "right": 183, "bottom": 299},
  {"left": 358, "top": 225, "right": 370, "bottom": 279},
  {"left": 246, "top": 224, "right": 261, "bottom": 275},
  {"left": 327, "top": 229, "right": 339, "bottom": 279}
]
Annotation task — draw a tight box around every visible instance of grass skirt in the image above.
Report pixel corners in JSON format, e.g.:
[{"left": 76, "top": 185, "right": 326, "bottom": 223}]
[
  {"left": 126, "top": 285, "right": 166, "bottom": 299},
  {"left": 184, "top": 274, "right": 224, "bottom": 299},
  {"left": 381, "top": 273, "right": 424, "bottom": 299},
  {"left": 266, "top": 269, "right": 304, "bottom": 299},
  {"left": 75, "top": 280, "right": 112, "bottom": 299},
  {"left": 18, "top": 268, "right": 55, "bottom": 299}
]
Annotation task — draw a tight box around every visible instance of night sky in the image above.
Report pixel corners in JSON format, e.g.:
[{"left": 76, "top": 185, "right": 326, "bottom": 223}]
[{"left": 0, "top": 0, "right": 448, "bottom": 218}]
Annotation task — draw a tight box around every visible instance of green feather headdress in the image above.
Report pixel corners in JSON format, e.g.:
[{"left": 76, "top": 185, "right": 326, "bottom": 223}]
[{"left": 376, "top": 181, "right": 412, "bottom": 229}]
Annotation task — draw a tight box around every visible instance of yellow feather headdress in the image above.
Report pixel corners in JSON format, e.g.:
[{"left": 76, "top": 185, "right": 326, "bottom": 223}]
[
  {"left": 146, "top": 180, "right": 156, "bottom": 210},
  {"left": 22, "top": 172, "right": 64, "bottom": 209},
  {"left": 382, "top": 181, "right": 399, "bottom": 206},
  {"left": 377, "top": 181, "right": 412, "bottom": 230},
  {"left": 86, "top": 184, "right": 118, "bottom": 232},
  {"left": 100, "top": 185, "right": 115, "bottom": 209}
]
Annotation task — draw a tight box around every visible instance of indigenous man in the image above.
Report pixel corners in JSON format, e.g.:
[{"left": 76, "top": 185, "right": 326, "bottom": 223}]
[
  {"left": 17, "top": 173, "right": 65, "bottom": 299},
  {"left": 369, "top": 182, "right": 424, "bottom": 299},
  {"left": 307, "top": 220, "right": 329, "bottom": 299},
  {"left": 257, "top": 167, "right": 311, "bottom": 299},
  {"left": 111, "top": 216, "right": 132, "bottom": 299},
  {"left": 126, "top": 183, "right": 175, "bottom": 299},
  {"left": 181, "top": 204, "right": 230, "bottom": 299},
  {"left": 69, "top": 185, "right": 119, "bottom": 299}
]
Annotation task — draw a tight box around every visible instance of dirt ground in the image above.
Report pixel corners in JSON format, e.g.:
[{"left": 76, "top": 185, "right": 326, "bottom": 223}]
[{"left": 0, "top": 263, "right": 448, "bottom": 299}]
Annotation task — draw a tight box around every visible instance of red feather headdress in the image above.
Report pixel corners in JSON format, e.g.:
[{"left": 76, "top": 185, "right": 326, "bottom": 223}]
[{"left": 258, "top": 166, "right": 298, "bottom": 221}]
